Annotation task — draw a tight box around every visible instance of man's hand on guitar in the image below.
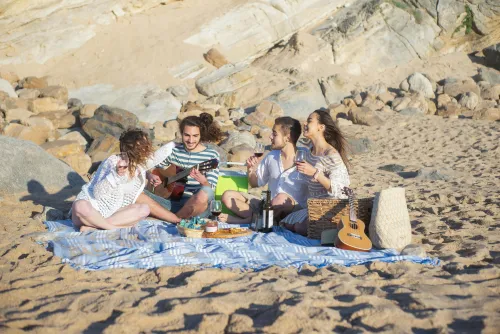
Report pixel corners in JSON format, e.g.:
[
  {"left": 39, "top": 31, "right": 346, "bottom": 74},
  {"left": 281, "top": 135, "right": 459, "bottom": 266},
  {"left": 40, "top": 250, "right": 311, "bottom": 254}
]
[
  {"left": 147, "top": 172, "right": 162, "bottom": 187},
  {"left": 189, "top": 168, "right": 209, "bottom": 186}
]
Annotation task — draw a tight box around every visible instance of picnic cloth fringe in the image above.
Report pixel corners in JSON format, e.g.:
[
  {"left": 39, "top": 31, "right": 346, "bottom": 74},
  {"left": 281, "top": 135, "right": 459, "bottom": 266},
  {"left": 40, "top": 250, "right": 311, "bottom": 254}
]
[{"left": 37, "top": 219, "right": 439, "bottom": 271}]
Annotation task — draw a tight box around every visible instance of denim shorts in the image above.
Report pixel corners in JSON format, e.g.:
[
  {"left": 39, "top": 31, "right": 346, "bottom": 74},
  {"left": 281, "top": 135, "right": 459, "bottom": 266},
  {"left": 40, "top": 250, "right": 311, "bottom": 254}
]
[{"left": 144, "top": 186, "right": 215, "bottom": 218}]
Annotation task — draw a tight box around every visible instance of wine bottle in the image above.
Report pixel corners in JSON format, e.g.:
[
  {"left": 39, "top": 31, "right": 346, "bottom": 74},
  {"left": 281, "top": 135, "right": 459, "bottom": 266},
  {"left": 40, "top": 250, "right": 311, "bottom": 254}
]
[{"left": 260, "top": 190, "right": 274, "bottom": 233}]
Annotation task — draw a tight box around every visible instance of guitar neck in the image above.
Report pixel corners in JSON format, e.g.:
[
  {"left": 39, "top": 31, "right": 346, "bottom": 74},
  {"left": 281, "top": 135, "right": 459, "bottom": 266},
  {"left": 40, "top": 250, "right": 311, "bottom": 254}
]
[
  {"left": 348, "top": 191, "right": 357, "bottom": 222},
  {"left": 167, "top": 165, "right": 197, "bottom": 184}
]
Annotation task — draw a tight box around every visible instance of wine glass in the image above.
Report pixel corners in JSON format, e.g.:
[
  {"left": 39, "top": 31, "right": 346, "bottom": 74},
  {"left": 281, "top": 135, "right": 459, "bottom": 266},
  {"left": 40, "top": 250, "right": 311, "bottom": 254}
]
[
  {"left": 210, "top": 200, "right": 222, "bottom": 221},
  {"left": 254, "top": 142, "right": 264, "bottom": 158},
  {"left": 116, "top": 153, "right": 129, "bottom": 176},
  {"left": 295, "top": 150, "right": 306, "bottom": 180}
]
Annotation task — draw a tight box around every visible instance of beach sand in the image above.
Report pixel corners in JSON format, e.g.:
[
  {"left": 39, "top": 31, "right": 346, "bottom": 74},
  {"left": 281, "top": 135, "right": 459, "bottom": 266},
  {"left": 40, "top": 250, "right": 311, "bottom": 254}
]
[{"left": 1, "top": 113, "right": 498, "bottom": 333}]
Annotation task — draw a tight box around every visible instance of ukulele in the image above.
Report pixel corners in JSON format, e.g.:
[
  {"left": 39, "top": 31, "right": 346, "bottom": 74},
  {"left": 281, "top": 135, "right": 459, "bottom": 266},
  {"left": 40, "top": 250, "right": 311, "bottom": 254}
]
[
  {"left": 147, "top": 159, "right": 218, "bottom": 201},
  {"left": 335, "top": 187, "right": 372, "bottom": 252}
]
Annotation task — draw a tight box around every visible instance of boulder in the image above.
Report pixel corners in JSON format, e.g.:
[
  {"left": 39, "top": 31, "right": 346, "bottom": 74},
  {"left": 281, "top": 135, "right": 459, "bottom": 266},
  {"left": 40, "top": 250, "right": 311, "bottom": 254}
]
[
  {"left": 472, "top": 108, "right": 500, "bottom": 121},
  {"left": 0, "top": 78, "right": 17, "bottom": 98},
  {"left": 436, "top": 0, "right": 464, "bottom": 33},
  {"left": 477, "top": 67, "right": 500, "bottom": 86},
  {"left": 458, "top": 92, "right": 480, "bottom": 110},
  {"left": 393, "top": 93, "right": 428, "bottom": 114},
  {"left": 437, "top": 94, "right": 452, "bottom": 108},
  {"left": 399, "top": 107, "right": 425, "bottom": 116},
  {"left": 59, "top": 131, "right": 89, "bottom": 147},
  {"left": 0, "top": 136, "right": 85, "bottom": 202},
  {"left": 480, "top": 84, "right": 500, "bottom": 100},
  {"left": 319, "top": 75, "right": 351, "bottom": 105},
  {"left": 255, "top": 100, "right": 283, "bottom": 118},
  {"left": 166, "top": 85, "right": 190, "bottom": 100},
  {"left": 86, "top": 134, "right": 121, "bottom": 159},
  {"left": 20, "top": 77, "right": 48, "bottom": 89},
  {"left": 154, "top": 121, "right": 177, "bottom": 142},
  {"left": 4, "top": 108, "right": 34, "bottom": 123},
  {"left": 195, "top": 63, "right": 257, "bottom": 97},
  {"left": 266, "top": 81, "right": 326, "bottom": 120},
  {"left": 377, "top": 91, "right": 396, "bottom": 104},
  {"left": 416, "top": 168, "right": 450, "bottom": 181},
  {"left": 203, "top": 48, "right": 229, "bottom": 68},
  {"left": 483, "top": 43, "right": 500, "bottom": 70},
  {"left": 82, "top": 105, "right": 140, "bottom": 139},
  {"left": 436, "top": 103, "right": 462, "bottom": 118},
  {"left": 400, "top": 72, "right": 435, "bottom": 98},
  {"left": 61, "top": 153, "right": 92, "bottom": 175},
  {"left": 348, "top": 107, "right": 384, "bottom": 126},
  {"left": 39, "top": 86, "right": 69, "bottom": 103},
  {"left": 443, "top": 78, "right": 480, "bottom": 98},
  {"left": 228, "top": 143, "right": 254, "bottom": 163},
  {"left": 220, "top": 131, "right": 256, "bottom": 152},
  {"left": 3, "top": 123, "right": 52, "bottom": 145},
  {"left": 243, "top": 111, "right": 275, "bottom": 129},
  {"left": 37, "top": 110, "right": 79, "bottom": 129},
  {"left": 0, "top": 71, "right": 19, "bottom": 85},
  {"left": 328, "top": 104, "right": 349, "bottom": 119},
  {"left": 41, "top": 140, "right": 84, "bottom": 159},
  {"left": 369, "top": 187, "right": 412, "bottom": 250},
  {"left": 177, "top": 101, "right": 216, "bottom": 121},
  {"left": 28, "top": 97, "right": 67, "bottom": 114},
  {"left": 16, "top": 88, "right": 40, "bottom": 99}
]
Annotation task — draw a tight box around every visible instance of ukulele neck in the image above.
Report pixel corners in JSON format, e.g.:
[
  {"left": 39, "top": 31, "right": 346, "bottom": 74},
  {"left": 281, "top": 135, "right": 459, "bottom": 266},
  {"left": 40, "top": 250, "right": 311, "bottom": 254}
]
[{"left": 348, "top": 191, "right": 357, "bottom": 223}]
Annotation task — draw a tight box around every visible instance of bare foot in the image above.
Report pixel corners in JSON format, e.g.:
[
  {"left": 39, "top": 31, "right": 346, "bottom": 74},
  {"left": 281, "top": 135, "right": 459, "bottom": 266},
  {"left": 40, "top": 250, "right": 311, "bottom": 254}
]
[
  {"left": 218, "top": 213, "right": 252, "bottom": 224},
  {"left": 218, "top": 213, "right": 229, "bottom": 222},
  {"left": 80, "top": 226, "right": 97, "bottom": 232}
]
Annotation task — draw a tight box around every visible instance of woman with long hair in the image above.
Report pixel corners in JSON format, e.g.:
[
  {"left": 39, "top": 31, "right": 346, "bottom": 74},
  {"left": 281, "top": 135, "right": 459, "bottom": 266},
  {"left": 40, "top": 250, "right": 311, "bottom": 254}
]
[
  {"left": 71, "top": 128, "right": 176, "bottom": 231},
  {"left": 281, "top": 109, "right": 350, "bottom": 235},
  {"left": 137, "top": 112, "right": 222, "bottom": 221}
]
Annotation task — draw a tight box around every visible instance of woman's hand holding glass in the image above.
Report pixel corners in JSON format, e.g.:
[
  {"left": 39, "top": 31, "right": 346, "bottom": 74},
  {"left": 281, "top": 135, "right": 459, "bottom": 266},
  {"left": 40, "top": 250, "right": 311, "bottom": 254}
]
[{"left": 296, "top": 160, "right": 316, "bottom": 178}]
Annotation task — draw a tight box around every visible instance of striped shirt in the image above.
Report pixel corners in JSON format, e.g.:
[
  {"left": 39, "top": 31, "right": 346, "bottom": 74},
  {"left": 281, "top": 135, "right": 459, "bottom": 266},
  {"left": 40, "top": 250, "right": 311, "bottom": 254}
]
[{"left": 156, "top": 143, "right": 220, "bottom": 196}]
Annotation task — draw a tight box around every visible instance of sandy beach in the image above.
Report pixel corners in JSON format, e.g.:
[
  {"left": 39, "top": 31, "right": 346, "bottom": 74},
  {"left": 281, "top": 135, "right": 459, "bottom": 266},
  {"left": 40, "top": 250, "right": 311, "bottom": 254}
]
[{"left": 1, "top": 113, "right": 498, "bottom": 333}]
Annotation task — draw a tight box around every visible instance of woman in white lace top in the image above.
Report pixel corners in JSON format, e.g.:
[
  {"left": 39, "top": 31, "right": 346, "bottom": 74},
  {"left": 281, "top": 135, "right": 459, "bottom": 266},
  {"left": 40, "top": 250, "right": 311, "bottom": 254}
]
[
  {"left": 281, "top": 110, "right": 350, "bottom": 235},
  {"left": 72, "top": 129, "right": 176, "bottom": 231}
]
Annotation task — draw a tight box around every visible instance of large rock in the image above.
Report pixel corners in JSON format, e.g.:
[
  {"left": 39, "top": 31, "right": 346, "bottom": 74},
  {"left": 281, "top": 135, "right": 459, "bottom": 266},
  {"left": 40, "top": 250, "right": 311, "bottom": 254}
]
[
  {"left": 39, "top": 86, "right": 69, "bottom": 103},
  {"left": 59, "top": 130, "right": 89, "bottom": 147},
  {"left": 61, "top": 153, "right": 92, "bottom": 175},
  {"left": 400, "top": 72, "right": 435, "bottom": 98},
  {"left": 253, "top": 31, "right": 335, "bottom": 80},
  {"left": 478, "top": 67, "right": 500, "bottom": 86},
  {"left": 443, "top": 78, "right": 480, "bottom": 98},
  {"left": 195, "top": 63, "right": 258, "bottom": 97},
  {"left": 184, "top": 0, "right": 345, "bottom": 63},
  {"left": 4, "top": 108, "right": 33, "bottom": 123},
  {"left": 70, "top": 84, "right": 181, "bottom": 124},
  {"left": 347, "top": 107, "right": 384, "bottom": 126},
  {"left": 3, "top": 123, "right": 52, "bottom": 145},
  {"left": 312, "top": 2, "right": 441, "bottom": 73},
  {"left": 0, "top": 136, "right": 85, "bottom": 203},
  {"left": 483, "top": 43, "right": 500, "bottom": 70},
  {"left": 41, "top": 140, "right": 84, "bottom": 159},
  {"left": 0, "top": 78, "right": 16, "bottom": 98},
  {"left": 472, "top": 108, "right": 500, "bottom": 121},
  {"left": 86, "top": 134, "right": 120, "bottom": 159},
  {"left": 19, "top": 77, "right": 48, "bottom": 89},
  {"left": 28, "top": 97, "right": 67, "bottom": 114},
  {"left": 436, "top": 0, "right": 464, "bottom": 34},
  {"left": 203, "top": 48, "right": 229, "bottom": 68},
  {"left": 37, "top": 110, "right": 79, "bottom": 129},
  {"left": 458, "top": 92, "right": 480, "bottom": 110},
  {"left": 220, "top": 131, "right": 256, "bottom": 152},
  {"left": 82, "top": 105, "right": 140, "bottom": 139},
  {"left": 266, "top": 81, "right": 326, "bottom": 120},
  {"left": 319, "top": 75, "right": 351, "bottom": 105}
]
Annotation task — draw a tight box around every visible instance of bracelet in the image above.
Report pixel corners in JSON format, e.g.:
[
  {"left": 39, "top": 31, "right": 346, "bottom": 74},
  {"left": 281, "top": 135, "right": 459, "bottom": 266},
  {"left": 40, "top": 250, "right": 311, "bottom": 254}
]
[{"left": 313, "top": 168, "right": 321, "bottom": 181}]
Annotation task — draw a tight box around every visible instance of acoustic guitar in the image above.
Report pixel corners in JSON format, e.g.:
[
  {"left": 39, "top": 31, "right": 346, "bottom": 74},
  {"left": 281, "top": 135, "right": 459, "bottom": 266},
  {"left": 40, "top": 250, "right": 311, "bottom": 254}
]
[
  {"left": 147, "top": 158, "right": 218, "bottom": 201},
  {"left": 335, "top": 187, "right": 372, "bottom": 252}
]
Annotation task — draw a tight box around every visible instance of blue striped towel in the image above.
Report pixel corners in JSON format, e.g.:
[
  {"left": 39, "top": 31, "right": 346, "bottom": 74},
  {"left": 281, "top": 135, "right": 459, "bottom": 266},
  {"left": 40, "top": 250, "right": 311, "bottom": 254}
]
[{"left": 40, "top": 219, "right": 439, "bottom": 270}]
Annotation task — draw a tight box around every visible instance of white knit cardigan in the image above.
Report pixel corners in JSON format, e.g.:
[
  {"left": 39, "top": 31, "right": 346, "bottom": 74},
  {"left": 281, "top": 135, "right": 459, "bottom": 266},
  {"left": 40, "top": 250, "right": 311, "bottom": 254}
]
[{"left": 75, "top": 142, "right": 175, "bottom": 218}]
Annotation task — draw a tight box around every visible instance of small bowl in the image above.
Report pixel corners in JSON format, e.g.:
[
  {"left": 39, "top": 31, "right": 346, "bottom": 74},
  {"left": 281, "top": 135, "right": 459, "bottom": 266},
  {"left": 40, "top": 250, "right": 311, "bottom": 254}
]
[{"left": 177, "top": 225, "right": 204, "bottom": 238}]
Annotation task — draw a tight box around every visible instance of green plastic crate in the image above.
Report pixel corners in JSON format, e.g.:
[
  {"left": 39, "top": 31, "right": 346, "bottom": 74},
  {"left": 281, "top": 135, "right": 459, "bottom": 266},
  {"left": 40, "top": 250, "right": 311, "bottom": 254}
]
[{"left": 215, "top": 170, "right": 248, "bottom": 214}]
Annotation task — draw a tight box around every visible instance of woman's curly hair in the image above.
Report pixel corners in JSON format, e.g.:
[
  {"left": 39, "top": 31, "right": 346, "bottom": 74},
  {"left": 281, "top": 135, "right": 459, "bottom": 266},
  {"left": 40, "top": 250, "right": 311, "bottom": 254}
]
[
  {"left": 179, "top": 112, "right": 222, "bottom": 143},
  {"left": 119, "top": 128, "right": 153, "bottom": 176}
]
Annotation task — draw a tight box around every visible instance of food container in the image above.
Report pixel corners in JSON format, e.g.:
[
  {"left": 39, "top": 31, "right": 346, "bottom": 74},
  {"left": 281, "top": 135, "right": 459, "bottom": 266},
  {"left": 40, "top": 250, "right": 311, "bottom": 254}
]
[
  {"left": 205, "top": 220, "right": 218, "bottom": 233},
  {"left": 177, "top": 225, "right": 204, "bottom": 238}
]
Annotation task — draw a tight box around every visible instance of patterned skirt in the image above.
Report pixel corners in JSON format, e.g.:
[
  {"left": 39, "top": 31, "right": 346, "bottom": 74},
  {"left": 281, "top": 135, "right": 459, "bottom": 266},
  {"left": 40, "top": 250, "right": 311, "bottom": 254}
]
[{"left": 280, "top": 208, "right": 308, "bottom": 225}]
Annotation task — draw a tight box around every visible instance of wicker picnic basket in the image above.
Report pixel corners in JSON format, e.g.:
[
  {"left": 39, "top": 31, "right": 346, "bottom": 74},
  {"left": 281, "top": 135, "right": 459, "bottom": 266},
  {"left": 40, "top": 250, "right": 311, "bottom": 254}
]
[{"left": 307, "top": 197, "right": 373, "bottom": 240}]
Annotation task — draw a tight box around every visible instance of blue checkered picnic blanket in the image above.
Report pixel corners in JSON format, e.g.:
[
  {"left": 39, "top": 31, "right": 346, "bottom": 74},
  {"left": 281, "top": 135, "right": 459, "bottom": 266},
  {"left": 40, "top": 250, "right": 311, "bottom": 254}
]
[{"left": 39, "top": 219, "right": 439, "bottom": 270}]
